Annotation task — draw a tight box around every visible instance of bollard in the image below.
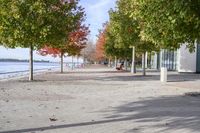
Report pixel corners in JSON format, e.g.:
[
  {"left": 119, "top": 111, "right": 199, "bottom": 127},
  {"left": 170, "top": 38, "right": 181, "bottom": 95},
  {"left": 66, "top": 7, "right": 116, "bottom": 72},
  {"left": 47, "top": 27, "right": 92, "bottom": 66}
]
[{"left": 160, "top": 67, "right": 167, "bottom": 82}]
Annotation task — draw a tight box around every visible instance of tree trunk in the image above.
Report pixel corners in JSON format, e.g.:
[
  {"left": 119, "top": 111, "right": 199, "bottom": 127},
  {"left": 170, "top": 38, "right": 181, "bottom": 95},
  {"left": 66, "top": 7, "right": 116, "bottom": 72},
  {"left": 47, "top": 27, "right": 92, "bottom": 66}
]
[
  {"left": 108, "top": 58, "right": 111, "bottom": 67},
  {"left": 149, "top": 52, "right": 152, "bottom": 69},
  {"left": 72, "top": 56, "right": 74, "bottom": 70},
  {"left": 29, "top": 45, "right": 33, "bottom": 81},
  {"left": 125, "top": 58, "right": 128, "bottom": 71},
  {"left": 134, "top": 60, "right": 136, "bottom": 73},
  {"left": 60, "top": 52, "right": 64, "bottom": 73},
  {"left": 131, "top": 47, "right": 136, "bottom": 73},
  {"left": 145, "top": 52, "right": 148, "bottom": 68},
  {"left": 142, "top": 52, "right": 146, "bottom": 76},
  {"left": 114, "top": 56, "right": 117, "bottom": 68},
  {"left": 77, "top": 56, "right": 79, "bottom": 66},
  {"left": 134, "top": 50, "right": 136, "bottom": 73}
]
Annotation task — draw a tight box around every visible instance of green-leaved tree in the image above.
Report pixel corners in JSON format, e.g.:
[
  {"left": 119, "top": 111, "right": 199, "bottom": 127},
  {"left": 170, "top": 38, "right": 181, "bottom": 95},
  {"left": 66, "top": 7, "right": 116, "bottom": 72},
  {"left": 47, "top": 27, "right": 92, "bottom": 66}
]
[{"left": 0, "top": 0, "right": 83, "bottom": 80}]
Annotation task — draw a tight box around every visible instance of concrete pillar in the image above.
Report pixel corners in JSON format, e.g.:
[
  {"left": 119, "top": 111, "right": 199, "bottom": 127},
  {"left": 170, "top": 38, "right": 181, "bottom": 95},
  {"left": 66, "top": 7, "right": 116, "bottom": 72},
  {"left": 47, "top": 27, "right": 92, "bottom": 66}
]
[
  {"left": 131, "top": 47, "right": 135, "bottom": 73},
  {"left": 160, "top": 67, "right": 167, "bottom": 82}
]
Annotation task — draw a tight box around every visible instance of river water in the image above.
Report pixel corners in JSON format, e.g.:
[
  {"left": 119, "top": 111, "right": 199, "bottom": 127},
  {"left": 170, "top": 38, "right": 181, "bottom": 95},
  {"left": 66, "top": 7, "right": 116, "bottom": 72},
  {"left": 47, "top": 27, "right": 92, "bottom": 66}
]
[{"left": 0, "top": 62, "right": 60, "bottom": 80}]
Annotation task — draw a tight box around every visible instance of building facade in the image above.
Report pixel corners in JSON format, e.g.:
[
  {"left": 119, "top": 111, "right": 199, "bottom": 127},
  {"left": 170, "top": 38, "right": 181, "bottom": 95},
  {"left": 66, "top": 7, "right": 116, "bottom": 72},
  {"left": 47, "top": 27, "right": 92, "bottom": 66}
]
[
  {"left": 177, "top": 44, "right": 200, "bottom": 73},
  {"left": 151, "top": 44, "right": 200, "bottom": 73}
]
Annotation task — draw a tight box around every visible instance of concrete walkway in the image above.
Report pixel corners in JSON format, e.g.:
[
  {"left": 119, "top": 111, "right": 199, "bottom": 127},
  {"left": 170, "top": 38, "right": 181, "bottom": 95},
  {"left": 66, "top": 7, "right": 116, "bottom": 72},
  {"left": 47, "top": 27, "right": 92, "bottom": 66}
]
[{"left": 0, "top": 65, "right": 200, "bottom": 133}]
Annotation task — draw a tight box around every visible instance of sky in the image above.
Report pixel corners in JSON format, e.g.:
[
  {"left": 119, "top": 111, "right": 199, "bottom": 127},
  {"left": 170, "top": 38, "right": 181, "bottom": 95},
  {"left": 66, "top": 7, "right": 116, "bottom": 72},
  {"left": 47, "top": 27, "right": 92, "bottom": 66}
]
[{"left": 0, "top": 0, "right": 116, "bottom": 62}]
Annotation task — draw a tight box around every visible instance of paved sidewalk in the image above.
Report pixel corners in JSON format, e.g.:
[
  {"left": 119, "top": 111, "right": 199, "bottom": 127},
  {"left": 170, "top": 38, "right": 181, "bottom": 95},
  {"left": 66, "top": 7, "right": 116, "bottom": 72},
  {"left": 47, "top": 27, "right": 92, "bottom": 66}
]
[{"left": 0, "top": 65, "right": 200, "bottom": 133}]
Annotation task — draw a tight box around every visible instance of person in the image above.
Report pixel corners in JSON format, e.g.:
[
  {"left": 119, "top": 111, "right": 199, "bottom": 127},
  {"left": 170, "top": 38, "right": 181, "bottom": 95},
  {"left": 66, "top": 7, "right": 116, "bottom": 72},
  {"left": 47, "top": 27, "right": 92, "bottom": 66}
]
[{"left": 116, "top": 62, "right": 124, "bottom": 70}]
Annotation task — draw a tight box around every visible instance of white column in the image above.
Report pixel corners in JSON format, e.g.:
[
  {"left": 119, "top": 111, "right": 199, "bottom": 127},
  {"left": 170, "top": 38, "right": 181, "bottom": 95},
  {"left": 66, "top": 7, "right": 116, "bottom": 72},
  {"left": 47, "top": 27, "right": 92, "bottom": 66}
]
[{"left": 131, "top": 47, "right": 135, "bottom": 73}]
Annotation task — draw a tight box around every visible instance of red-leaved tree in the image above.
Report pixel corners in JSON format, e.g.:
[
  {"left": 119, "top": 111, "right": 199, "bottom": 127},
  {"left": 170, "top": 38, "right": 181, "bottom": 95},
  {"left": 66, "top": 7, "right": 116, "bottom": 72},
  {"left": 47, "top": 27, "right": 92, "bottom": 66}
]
[
  {"left": 95, "top": 23, "right": 107, "bottom": 62},
  {"left": 38, "top": 24, "right": 90, "bottom": 73}
]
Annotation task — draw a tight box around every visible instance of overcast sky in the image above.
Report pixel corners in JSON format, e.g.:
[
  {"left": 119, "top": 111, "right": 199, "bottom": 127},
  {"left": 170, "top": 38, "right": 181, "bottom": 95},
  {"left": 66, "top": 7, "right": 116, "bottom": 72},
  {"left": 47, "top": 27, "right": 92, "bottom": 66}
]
[{"left": 0, "top": 0, "right": 116, "bottom": 62}]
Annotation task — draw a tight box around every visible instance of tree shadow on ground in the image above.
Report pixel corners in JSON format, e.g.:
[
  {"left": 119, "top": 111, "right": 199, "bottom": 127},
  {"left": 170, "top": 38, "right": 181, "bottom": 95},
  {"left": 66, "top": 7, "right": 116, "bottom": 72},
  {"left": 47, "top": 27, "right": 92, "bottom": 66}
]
[
  {"left": 55, "top": 70, "right": 128, "bottom": 74},
  {"left": 17, "top": 71, "right": 200, "bottom": 82},
  {"left": 95, "top": 73, "right": 200, "bottom": 82},
  {"left": 104, "top": 95, "right": 200, "bottom": 132},
  {"left": 1, "top": 95, "right": 200, "bottom": 133},
  {"left": 95, "top": 75, "right": 160, "bottom": 81}
]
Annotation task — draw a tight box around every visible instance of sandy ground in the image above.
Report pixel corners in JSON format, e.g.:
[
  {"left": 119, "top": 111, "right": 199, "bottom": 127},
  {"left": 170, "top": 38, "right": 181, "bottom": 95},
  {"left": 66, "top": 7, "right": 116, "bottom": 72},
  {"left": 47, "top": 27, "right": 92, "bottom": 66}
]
[{"left": 0, "top": 65, "right": 200, "bottom": 133}]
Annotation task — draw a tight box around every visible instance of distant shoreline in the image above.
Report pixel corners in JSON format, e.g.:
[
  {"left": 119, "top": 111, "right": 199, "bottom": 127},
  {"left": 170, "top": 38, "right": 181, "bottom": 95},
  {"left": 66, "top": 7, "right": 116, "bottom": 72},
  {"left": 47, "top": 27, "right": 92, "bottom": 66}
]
[{"left": 0, "top": 58, "right": 50, "bottom": 63}]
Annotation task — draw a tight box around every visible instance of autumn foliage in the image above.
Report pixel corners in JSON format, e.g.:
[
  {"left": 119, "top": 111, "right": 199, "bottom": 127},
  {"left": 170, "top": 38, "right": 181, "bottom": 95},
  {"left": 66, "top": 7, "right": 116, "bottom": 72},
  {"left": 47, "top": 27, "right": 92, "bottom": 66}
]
[
  {"left": 67, "top": 24, "right": 90, "bottom": 56},
  {"left": 38, "top": 46, "right": 60, "bottom": 57},
  {"left": 38, "top": 24, "right": 90, "bottom": 57},
  {"left": 95, "top": 24, "right": 107, "bottom": 61}
]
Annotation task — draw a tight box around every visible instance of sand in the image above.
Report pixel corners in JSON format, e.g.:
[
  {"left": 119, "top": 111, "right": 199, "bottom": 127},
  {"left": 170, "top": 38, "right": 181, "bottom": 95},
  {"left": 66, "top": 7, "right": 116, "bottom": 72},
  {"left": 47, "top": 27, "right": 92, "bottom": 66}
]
[{"left": 0, "top": 65, "right": 200, "bottom": 133}]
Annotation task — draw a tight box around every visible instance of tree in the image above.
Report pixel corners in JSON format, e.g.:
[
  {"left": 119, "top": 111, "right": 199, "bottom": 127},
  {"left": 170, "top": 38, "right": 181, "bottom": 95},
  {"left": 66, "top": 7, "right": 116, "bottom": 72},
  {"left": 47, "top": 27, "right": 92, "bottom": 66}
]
[
  {"left": 38, "top": 24, "right": 89, "bottom": 73},
  {"left": 81, "top": 40, "right": 96, "bottom": 64},
  {"left": 0, "top": 0, "right": 84, "bottom": 80},
  {"left": 104, "top": 23, "right": 132, "bottom": 60},
  {"left": 95, "top": 24, "right": 107, "bottom": 62},
  {"left": 105, "top": 0, "right": 158, "bottom": 75},
  {"left": 132, "top": 0, "right": 200, "bottom": 51}
]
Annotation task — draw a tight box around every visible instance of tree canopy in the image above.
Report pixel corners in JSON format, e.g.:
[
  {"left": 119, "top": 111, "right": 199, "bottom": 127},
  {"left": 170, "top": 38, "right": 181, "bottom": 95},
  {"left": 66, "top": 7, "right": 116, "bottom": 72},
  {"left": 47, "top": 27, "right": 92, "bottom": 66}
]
[
  {"left": 38, "top": 23, "right": 89, "bottom": 73},
  {"left": 104, "top": 0, "right": 158, "bottom": 56},
  {"left": 95, "top": 24, "right": 107, "bottom": 61},
  {"left": 130, "top": 0, "right": 200, "bottom": 51},
  {"left": 104, "top": 23, "right": 132, "bottom": 59},
  {"left": 0, "top": 0, "right": 84, "bottom": 49},
  {"left": 39, "top": 24, "right": 90, "bottom": 57}
]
